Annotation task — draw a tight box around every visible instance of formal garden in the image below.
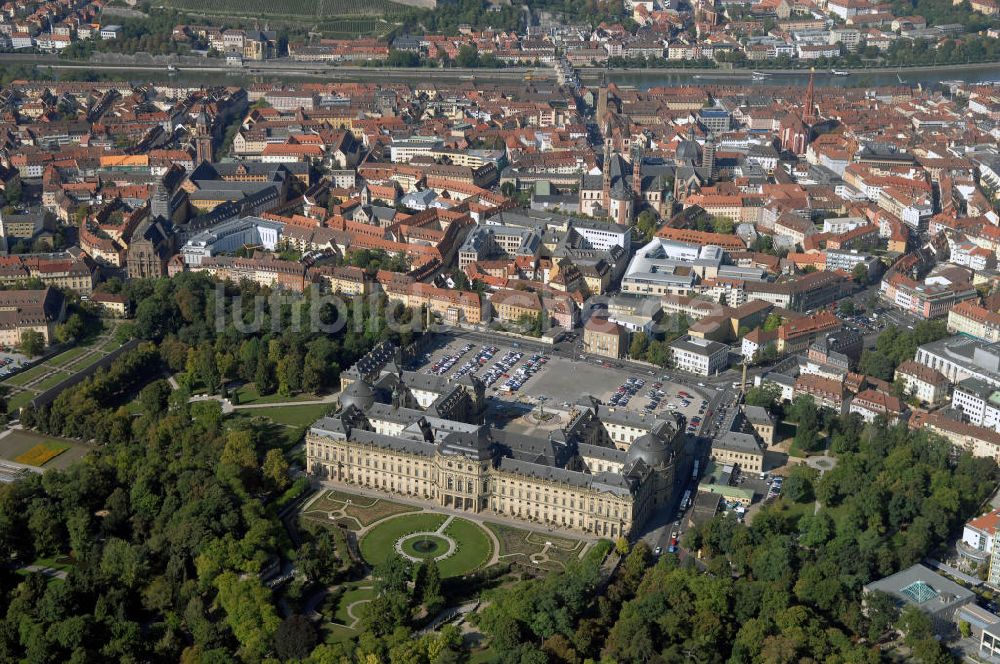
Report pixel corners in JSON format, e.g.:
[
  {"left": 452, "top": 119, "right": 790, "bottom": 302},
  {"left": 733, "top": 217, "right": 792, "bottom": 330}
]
[
  {"left": 485, "top": 521, "right": 589, "bottom": 571},
  {"left": 359, "top": 513, "right": 494, "bottom": 578},
  {"left": 299, "top": 487, "right": 596, "bottom": 582}
]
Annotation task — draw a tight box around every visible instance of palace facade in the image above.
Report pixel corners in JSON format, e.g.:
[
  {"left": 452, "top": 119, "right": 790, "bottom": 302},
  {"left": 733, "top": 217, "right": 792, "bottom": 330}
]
[{"left": 306, "top": 341, "right": 688, "bottom": 538}]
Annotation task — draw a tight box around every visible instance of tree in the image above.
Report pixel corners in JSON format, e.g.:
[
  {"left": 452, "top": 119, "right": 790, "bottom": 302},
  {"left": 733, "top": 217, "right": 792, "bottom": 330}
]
[
  {"left": 456, "top": 44, "right": 480, "bottom": 67},
  {"left": 55, "top": 313, "right": 86, "bottom": 345},
  {"left": 838, "top": 300, "right": 856, "bottom": 317},
  {"left": 419, "top": 560, "right": 444, "bottom": 615},
  {"left": 214, "top": 572, "right": 281, "bottom": 662},
  {"left": 959, "top": 619, "right": 971, "bottom": 638},
  {"left": 782, "top": 466, "right": 816, "bottom": 503},
  {"left": 5, "top": 177, "right": 22, "bottom": 205},
  {"left": 373, "top": 554, "right": 411, "bottom": 594},
  {"left": 635, "top": 210, "right": 657, "bottom": 240},
  {"left": 745, "top": 383, "right": 781, "bottom": 411},
  {"left": 762, "top": 313, "right": 782, "bottom": 332},
  {"left": 221, "top": 430, "right": 258, "bottom": 472},
  {"left": 629, "top": 331, "right": 649, "bottom": 360},
  {"left": 712, "top": 216, "right": 735, "bottom": 234},
  {"left": 254, "top": 354, "right": 277, "bottom": 396},
  {"left": 859, "top": 350, "right": 894, "bottom": 381},
  {"left": 19, "top": 329, "right": 45, "bottom": 357},
  {"left": 262, "top": 449, "right": 290, "bottom": 492},
  {"left": 852, "top": 263, "right": 869, "bottom": 284},
  {"left": 274, "top": 615, "right": 317, "bottom": 660},
  {"left": 138, "top": 380, "right": 171, "bottom": 417}
]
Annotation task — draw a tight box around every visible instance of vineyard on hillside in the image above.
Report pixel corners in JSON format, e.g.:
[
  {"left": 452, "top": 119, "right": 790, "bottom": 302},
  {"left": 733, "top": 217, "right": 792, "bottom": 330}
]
[{"left": 161, "top": 0, "right": 419, "bottom": 19}]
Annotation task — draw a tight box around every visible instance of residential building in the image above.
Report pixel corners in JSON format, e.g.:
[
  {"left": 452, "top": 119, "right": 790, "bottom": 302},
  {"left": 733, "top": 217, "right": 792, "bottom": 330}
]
[
  {"left": 711, "top": 431, "right": 764, "bottom": 473},
  {"left": 0, "top": 288, "right": 66, "bottom": 346},
  {"left": 962, "top": 509, "right": 1000, "bottom": 561},
  {"left": 850, "top": 389, "right": 906, "bottom": 424},
  {"left": 583, "top": 316, "right": 629, "bottom": 359},
  {"left": 894, "top": 360, "right": 949, "bottom": 404},
  {"left": 952, "top": 378, "right": 1000, "bottom": 431},
  {"left": 670, "top": 336, "right": 730, "bottom": 376},
  {"left": 91, "top": 292, "right": 130, "bottom": 318},
  {"left": 948, "top": 300, "right": 1000, "bottom": 343},
  {"left": 743, "top": 404, "right": 775, "bottom": 446}
]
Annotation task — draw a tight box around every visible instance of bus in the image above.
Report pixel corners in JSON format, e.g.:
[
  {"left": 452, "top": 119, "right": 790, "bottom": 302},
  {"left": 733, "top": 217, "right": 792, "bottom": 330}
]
[
  {"left": 681, "top": 489, "right": 692, "bottom": 510},
  {"left": 691, "top": 460, "right": 700, "bottom": 482}
]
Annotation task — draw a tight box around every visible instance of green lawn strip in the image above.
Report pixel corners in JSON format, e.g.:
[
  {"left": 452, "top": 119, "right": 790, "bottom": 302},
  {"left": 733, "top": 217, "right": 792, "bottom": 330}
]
[
  {"left": 766, "top": 496, "right": 815, "bottom": 527},
  {"left": 47, "top": 346, "right": 91, "bottom": 368},
  {"left": 3, "top": 364, "right": 59, "bottom": 386},
  {"left": 99, "top": 337, "right": 123, "bottom": 353},
  {"left": 333, "top": 585, "right": 375, "bottom": 624},
  {"left": 240, "top": 403, "right": 332, "bottom": 427},
  {"left": 323, "top": 623, "right": 359, "bottom": 643},
  {"left": 469, "top": 648, "right": 501, "bottom": 664},
  {"left": 437, "top": 518, "right": 493, "bottom": 578},
  {"left": 235, "top": 384, "right": 325, "bottom": 405},
  {"left": 359, "top": 513, "right": 447, "bottom": 567},
  {"left": 7, "top": 390, "right": 35, "bottom": 414},
  {"left": 34, "top": 373, "right": 71, "bottom": 392},
  {"left": 68, "top": 350, "right": 113, "bottom": 372}
]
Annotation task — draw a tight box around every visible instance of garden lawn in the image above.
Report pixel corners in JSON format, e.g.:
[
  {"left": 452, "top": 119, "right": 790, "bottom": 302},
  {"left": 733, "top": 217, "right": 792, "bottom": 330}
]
[
  {"left": 69, "top": 351, "right": 113, "bottom": 373},
  {"left": 7, "top": 390, "right": 35, "bottom": 414},
  {"left": 359, "top": 513, "right": 447, "bottom": 568},
  {"left": 333, "top": 584, "right": 375, "bottom": 624},
  {"left": 99, "top": 337, "right": 123, "bottom": 353},
  {"left": 323, "top": 623, "right": 358, "bottom": 643},
  {"left": 2, "top": 364, "right": 54, "bottom": 387},
  {"left": 437, "top": 518, "right": 493, "bottom": 577},
  {"left": 235, "top": 384, "right": 325, "bottom": 405},
  {"left": 34, "top": 374, "right": 69, "bottom": 392},
  {"left": 244, "top": 403, "right": 332, "bottom": 427},
  {"left": 47, "top": 347, "right": 91, "bottom": 368}
]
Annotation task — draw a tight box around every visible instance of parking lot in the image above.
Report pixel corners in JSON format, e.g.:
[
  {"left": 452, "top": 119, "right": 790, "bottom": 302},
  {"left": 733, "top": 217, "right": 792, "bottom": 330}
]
[
  {"left": 415, "top": 336, "right": 709, "bottom": 430},
  {"left": 0, "top": 350, "right": 29, "bottom": 377}
]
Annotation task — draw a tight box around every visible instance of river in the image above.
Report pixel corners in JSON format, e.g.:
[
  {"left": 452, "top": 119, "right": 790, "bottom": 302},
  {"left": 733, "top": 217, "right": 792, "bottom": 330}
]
[
  {"left": 597, "top": 62, "right": 1000, "bottom": 90},
  {"left": 14, "top": 51, "right": 1000, "bottom": 90}
]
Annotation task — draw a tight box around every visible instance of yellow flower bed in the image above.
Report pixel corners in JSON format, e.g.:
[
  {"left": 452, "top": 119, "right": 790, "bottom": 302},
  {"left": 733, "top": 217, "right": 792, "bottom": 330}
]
[{"left": 14, "top": 442, "right": 70, "bottom": 467}]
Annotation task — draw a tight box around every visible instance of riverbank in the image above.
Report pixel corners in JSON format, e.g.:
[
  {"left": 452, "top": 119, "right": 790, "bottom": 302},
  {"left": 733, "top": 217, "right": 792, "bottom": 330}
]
[
  {"left": 3, "top": 51, "right": 998, "bottom": 88},
  {"left": 579, "top": 60, "right": 1000, "bottom": 78}
]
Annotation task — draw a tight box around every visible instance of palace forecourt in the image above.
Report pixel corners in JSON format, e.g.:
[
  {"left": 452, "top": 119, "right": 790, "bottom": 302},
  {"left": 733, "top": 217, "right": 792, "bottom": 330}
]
[{"left": 305, "top": 340, "right": 690, "bottom": 539}]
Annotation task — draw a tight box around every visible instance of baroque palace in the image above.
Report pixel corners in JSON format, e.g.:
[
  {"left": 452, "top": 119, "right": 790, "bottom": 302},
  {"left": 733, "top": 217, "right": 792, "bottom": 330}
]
[{"left": 305, "top": 341, "right": 688, "bottom": 538}]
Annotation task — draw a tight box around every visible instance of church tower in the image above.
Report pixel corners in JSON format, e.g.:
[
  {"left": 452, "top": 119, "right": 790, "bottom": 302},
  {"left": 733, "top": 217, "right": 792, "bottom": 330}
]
[
  {"left": 596, "top": 84, "right": 608, "bottom": 128},
  {"left": 631, "top": 141, "right": 643, "bottom": 200},
  {"left": 803, "top": 68, "right": 816, "bottom": 125},
  {"left": 702, "top": 136, "right": 716, "bottom": 179},
  {"left": 602, "top": 127, "right": 612, "bottom": 212}
]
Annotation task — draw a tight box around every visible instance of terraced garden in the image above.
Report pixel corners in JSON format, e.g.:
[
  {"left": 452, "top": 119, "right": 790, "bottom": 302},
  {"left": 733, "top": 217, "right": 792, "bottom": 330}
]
[
  {"left": 299, "top": 490, "right": 419, "bottom": 530},
  {"left": 486, "top": 521, "right": 587, "bottom": 571}
]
